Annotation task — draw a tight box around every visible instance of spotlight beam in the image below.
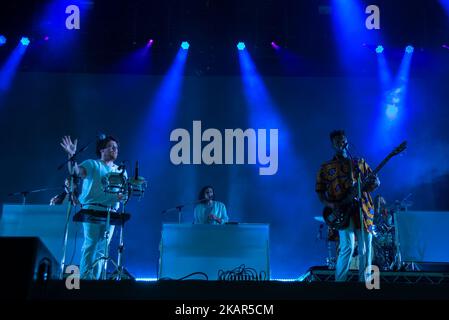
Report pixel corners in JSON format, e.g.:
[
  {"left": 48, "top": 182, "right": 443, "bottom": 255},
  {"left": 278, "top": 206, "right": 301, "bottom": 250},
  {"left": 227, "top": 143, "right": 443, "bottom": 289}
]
[{"left": 0, "top": 42, "right": 29, "bottom": 92}]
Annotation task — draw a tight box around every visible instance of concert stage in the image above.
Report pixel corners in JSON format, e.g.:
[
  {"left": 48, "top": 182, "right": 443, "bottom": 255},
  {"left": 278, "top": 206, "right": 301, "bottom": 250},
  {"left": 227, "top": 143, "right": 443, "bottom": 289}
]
[
  {"left": 2, "top": 238, "right": 449, "bottom": 303},
  {"left": 6, "top": 273, "right": 449, "bottom": 301}
]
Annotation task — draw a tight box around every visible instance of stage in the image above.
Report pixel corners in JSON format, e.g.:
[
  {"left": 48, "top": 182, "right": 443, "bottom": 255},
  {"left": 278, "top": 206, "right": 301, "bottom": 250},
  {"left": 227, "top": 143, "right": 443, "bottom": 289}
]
[{"left": 3, "top": 270, "right": 448, "bottom": 301}]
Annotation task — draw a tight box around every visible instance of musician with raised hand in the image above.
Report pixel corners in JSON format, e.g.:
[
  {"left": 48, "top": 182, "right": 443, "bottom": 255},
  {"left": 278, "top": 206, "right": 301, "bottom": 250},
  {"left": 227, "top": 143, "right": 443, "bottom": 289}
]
[
  {"left": 315, "top": 130, "right": 380, "bottom": 282},
  {"left": 60, "top": 135, "right": 126, "bottom": 280}
]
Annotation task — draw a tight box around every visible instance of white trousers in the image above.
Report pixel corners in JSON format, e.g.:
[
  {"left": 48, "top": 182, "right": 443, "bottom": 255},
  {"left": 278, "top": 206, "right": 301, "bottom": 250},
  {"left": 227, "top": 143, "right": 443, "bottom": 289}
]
[
  {"left": 335, "top": 218, "right": 372, "bottom": 282},
  {"left": 79, "top": 222, "right": 115, "bottom": 280}
]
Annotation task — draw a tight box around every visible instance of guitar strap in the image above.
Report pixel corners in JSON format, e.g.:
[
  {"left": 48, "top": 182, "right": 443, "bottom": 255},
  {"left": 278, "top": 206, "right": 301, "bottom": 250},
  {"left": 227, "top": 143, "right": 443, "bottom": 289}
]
[{"left": 349, "top": 158, "right": 368, "bottom": 257}]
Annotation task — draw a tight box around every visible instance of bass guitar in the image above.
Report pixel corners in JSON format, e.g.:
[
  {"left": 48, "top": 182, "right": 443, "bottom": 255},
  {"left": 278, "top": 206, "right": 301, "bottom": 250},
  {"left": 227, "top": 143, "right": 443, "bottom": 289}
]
[{"left": 322, "top": 141, "right": 407, "bottom": 230}]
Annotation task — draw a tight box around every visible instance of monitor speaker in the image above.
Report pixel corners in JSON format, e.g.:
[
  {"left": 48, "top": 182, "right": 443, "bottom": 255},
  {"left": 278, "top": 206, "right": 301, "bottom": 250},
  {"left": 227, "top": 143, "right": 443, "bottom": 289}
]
[{"left": 0, "top": 237, "right": 59, "bottom": 299}]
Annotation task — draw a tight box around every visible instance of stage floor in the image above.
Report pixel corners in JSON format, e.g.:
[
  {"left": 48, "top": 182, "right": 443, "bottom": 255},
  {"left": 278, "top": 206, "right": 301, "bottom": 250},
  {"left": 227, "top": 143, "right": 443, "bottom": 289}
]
[{"left": 21, "top": 276, "right": 449, "bottom": 301}]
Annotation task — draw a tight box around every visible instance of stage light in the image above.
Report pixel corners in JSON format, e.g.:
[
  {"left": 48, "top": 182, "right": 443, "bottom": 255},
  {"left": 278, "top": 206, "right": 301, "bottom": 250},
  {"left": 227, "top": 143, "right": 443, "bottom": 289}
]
[
  {"left": 271, "top": 41, "right": 280, "bottom": 50},
  {"left": 237, "top": 42, "right": 246, "bottom": 51},
  {"left": 146, "top": 39, "right": 154, "bottom": 48},
  {"left": 0, "top": 35, "right": 6, "bottom": 46},
  {"left": 405, "top": 45, "right": 414, "bottom": 54},
  {"left": 44, "top": 36, "right": 49, "bottom": 41},
  {"left": 272, "top": 278, "right": 297, "bottom": 282},
  {"left": 442, "top": 44, "right": 449, "bottom": 50},
  {"left": 20, "top": 37, "right": 30, "bottom": 46},
  {"left": 1, "top": 37, "right": 29, "bottom": 92},
  {"left": 375, "top": 45, "right": 384, "bottom": 54},
  {"left": 135, "top": 278, "right": 158, "bottom": 282},
  {"left": 181, "top": 41, "right": 189, "bottom": 50}
]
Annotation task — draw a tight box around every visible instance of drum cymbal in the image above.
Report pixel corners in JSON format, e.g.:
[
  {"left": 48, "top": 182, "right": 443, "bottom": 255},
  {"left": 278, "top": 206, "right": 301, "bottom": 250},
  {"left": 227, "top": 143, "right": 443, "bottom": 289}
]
[{"left": 314, "top": 216, "right": 325, "bottom": 223}]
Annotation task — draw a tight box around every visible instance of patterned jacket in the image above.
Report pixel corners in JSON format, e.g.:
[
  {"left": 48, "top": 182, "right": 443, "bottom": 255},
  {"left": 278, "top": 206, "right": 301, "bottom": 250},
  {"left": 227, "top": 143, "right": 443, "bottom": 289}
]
[{"left": 316, "top": 156, "right": 376, "bottom": 234}]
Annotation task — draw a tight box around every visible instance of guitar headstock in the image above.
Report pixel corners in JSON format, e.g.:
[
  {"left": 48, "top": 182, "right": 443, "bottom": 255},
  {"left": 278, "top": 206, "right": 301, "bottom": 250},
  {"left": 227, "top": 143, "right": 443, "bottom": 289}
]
[
  {"left": 390, "top": 141, "right": 407, "bottom": 157},
  {"left": 371, "top": 140, "right": 408, "bottom": 176}
]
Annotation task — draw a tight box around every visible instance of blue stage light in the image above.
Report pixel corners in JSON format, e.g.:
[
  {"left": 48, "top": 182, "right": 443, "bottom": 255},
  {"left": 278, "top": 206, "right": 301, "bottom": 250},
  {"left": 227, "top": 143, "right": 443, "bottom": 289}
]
[
  {"left": 405, "top": 45, "right": 414, "bottom": 54},
  {"left": 20, "top": 37, "right": 30, "bottom": 46},
  {"left": 0, "top": 35, "right": 6, "bottom": 46},
  {"left": 375, "top": 45, "right": 384, "bottom": 54},
  {"left": 386, "top": 104, "right": 398, "bottom": 120},
  {"left": 237, "top": 42, "right": 246, "bottom": 51},
  {"left": 181, "top": 41, "right": 189, "bottom": 50}
]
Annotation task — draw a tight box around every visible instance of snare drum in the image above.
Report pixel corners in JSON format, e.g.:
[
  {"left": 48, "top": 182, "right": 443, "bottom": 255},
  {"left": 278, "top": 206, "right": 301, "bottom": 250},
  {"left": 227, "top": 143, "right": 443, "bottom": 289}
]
[
  {"left": 128, "top": 176, "right": 147, "bottom": 198},
  {"left": 102, "top": 172, "right": 127, "bottom": 194}
]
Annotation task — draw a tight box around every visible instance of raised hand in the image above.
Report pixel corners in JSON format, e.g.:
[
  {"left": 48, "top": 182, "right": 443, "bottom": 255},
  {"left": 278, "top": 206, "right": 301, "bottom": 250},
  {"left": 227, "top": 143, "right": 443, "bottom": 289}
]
[{"left": 60, "top": 136, "right": 78, "bottom": 157}]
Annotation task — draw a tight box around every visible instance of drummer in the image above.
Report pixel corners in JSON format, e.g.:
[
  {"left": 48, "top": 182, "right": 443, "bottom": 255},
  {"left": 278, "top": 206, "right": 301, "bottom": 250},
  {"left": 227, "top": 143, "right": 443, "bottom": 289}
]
[
  {"left": 60, "top": 135, "right": 127, "bottom": 280},
  {"left": 374, "top": 195, "right": 391, "bottom": 229}
]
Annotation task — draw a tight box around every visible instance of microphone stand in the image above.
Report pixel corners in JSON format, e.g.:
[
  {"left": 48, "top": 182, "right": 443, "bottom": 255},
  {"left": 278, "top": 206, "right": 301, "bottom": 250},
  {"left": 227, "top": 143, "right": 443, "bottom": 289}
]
[
  {"left": 162, "top": 199, "right": 204, "bottom": 224},
  {"left": 57, "top": 142, "right": 89, "bottom": 280},
  {"left": 59, "top": 166, "right": 77, "bottom": 280},
  {"left": 8, "top": 187, "right": 62, "bottom": 205},
  {"left": 345, "top": 146, "right": 369, "bottom": 280}
]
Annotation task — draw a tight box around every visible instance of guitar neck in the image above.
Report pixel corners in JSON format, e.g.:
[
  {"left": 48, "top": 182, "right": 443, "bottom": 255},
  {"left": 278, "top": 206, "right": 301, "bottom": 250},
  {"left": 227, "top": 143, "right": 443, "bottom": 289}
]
[
  {"left": 371, "top": 154, "right": 394, "bottom": 176},
  {"left": 357, "top": 141, "right": 406, "bottom": 188}
]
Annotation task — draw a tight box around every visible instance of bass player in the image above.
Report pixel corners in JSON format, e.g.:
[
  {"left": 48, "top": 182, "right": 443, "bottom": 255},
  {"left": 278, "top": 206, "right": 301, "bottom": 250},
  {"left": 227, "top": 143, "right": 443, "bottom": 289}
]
[{"left": 315, "top": 130, "right": 380, "bottom": 282}]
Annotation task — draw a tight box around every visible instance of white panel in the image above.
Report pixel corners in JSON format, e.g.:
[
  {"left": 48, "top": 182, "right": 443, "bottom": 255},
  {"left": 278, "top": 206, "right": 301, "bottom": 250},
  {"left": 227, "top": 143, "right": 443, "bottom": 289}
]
[
  {"left": 0, "top": 204, "right": 84, "bottom": 264},
  {"left": 159, "top": 223, "right": 270, "bottom": 280},
  {"left": 395, "top": 210, "right": 449, "bottom": 263}
]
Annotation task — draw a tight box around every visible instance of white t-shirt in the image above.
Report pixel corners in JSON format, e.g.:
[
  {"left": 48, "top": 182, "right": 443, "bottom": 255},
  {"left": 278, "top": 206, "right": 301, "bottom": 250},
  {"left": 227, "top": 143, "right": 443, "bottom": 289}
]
[
  {"left": 194, "top": 201, "right": 228, "bottom": 224},
  {"left": 78, "top": 159, "right": 127, "bottom": 211}
]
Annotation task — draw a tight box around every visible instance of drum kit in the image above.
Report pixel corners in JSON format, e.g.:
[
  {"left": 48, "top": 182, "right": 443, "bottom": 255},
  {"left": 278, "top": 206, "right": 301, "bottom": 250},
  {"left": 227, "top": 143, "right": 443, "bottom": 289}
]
[
  {"left": 314, "top": 194, "right": 413, "bottom": 271},
  {"left": 87, "top": 162, "right": 148, "bottom": 280},
  {"left": 372, "top": 196, "right": 413, "bottom": 271}
]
